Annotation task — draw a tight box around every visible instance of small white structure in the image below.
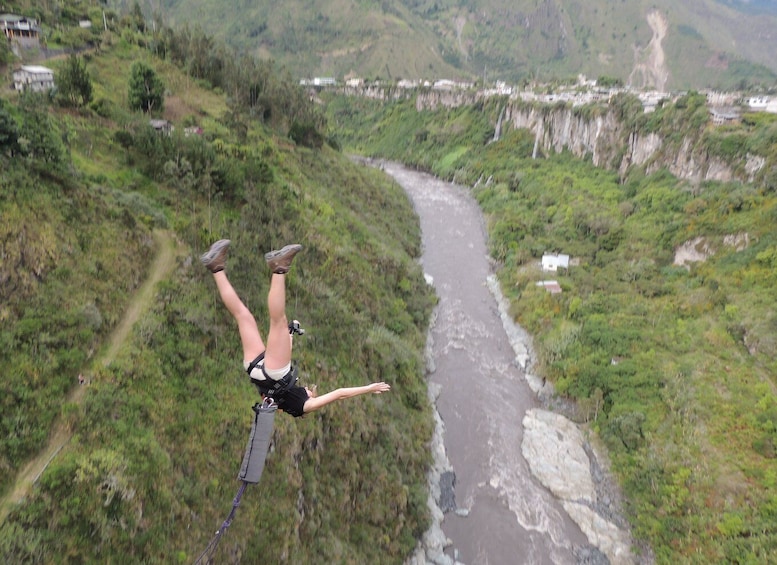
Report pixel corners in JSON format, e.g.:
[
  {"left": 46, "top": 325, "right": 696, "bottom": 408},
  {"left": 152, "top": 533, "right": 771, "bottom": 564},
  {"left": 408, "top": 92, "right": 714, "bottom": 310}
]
[
  {"left": 397, "top": 79, "right": 419, "bottom": 89},
  {"left": 149, "top": 119, "right": 174, "bottom": 135},
  {"left": 433, "top": 79, "right": 455, "bottom": 91},
  {"left": 747, "top": 96, "right": 770, "bottom": 110},
  {"left": 12, "top": 65, "right": 54, "bottom": 92},
  {"left": 709, "top": 108, "right": 739, "bottom": 125},
  {"left": 536, "top": 280, "right": 562, "bottom": 294},
  {"left": 541, "top": 253, "right": 570, "bottom": 272},
  {"left": 312, "top": 77, "right": 336, "bottom": 86}
]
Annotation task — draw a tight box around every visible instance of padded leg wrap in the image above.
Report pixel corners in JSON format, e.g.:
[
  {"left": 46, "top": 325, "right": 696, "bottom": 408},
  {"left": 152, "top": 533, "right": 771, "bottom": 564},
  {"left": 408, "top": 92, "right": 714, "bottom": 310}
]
[{"left": 237, "top": 400, "right": 277, "bottom": 484}]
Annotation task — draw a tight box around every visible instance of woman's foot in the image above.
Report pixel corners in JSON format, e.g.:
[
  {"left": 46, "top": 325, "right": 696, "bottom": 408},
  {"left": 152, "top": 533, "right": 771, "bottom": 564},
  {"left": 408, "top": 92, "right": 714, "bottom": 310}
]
[
  {"left": 265, "top": 244, "right": 302, "bottom": 274},
  {"left": 201, "top": 239, "right": 231, "bottom": 273}
]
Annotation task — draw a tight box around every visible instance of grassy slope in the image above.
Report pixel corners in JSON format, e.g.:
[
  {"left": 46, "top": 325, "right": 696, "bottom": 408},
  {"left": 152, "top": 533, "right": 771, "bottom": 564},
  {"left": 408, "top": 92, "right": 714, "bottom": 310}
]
[
  {"left": 149, "top": 0, "right": 777, "bottom": 88},
  {"left": 324, "top": 93, "right": 777, "bottom": 563},
  {"left": 1, "top": 39, "right": 436, "bottom": 563},
  {"left": 157, "top": 0, "right": 465, "bottom": 81}
]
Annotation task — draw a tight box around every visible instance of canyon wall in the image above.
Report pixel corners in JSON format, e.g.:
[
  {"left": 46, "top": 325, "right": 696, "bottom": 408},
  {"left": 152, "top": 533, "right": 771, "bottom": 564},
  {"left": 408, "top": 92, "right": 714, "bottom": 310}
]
[{"left": 405, "top": 89, "right": 766, "bottom": 184}]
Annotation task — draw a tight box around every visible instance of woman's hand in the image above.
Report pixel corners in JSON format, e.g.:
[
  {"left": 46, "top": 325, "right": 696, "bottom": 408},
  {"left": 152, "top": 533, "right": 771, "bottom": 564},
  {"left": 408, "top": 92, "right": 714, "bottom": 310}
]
[{"left": 370, "top": 382, "right": 391, "bottom": 394}]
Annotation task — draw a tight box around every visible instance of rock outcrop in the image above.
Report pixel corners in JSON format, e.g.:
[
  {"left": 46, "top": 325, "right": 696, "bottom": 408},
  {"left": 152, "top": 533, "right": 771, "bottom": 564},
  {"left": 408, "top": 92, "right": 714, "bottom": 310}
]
[{"left": 522, "top": 409, "right": 635, "bottom": 565}]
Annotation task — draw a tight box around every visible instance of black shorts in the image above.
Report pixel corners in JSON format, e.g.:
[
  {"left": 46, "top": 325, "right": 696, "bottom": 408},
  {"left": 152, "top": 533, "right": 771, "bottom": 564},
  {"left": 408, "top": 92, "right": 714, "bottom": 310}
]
[{"left": 273, "top": 386, "right": 309, "bottom": 418}]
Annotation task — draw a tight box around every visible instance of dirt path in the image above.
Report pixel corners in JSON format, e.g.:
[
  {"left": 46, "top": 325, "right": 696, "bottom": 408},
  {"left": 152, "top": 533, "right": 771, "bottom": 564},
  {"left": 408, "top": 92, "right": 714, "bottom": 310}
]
[{"left": 0, "top": 230, "right": 181, "bottom": 524}]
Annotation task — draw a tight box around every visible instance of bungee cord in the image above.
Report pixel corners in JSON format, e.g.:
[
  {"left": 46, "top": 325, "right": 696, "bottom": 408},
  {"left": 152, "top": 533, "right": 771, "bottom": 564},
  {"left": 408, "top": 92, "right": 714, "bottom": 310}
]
[{"left": 192, "top": 398, "right": 277, "bottom": 564}]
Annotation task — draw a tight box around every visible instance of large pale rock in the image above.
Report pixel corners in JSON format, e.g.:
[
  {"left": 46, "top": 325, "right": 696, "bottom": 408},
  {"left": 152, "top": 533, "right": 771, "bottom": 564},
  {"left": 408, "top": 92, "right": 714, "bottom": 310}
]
[
  {"left": 563, "top": 501, "right": 634, "bottom": 565},
  {"left": 522, "top": 409, "right": 636, "bottom": 564},
  {"left": 522, "top": 409, "right": 596, "bottom": 502}
]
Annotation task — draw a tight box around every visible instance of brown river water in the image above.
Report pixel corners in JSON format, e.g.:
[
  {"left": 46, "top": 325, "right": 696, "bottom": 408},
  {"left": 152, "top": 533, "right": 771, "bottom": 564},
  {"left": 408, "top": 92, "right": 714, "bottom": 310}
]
[{"left": 377, "top": 160, "right": 602, "bottom": 565}]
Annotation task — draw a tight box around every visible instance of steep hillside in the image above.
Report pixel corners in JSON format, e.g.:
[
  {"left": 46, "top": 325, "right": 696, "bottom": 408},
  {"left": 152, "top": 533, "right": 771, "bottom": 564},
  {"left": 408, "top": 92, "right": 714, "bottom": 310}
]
[
  {"left": 147, "top": 0, "right": 777, "bottom": 89},
  {"left": 0, "top": 21, "right": 436, "bottom": 564}
]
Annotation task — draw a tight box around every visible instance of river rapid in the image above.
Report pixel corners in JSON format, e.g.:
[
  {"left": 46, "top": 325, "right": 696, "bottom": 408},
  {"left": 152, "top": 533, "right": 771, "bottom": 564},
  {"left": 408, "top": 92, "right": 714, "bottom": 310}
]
[{"left": 364, "top": 160, "right": 638, "bottom": 565}]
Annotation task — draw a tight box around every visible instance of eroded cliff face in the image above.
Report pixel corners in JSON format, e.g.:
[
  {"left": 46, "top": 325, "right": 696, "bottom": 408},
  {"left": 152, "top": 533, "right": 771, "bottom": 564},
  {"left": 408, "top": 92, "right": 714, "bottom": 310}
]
[
  {"left": 369, "top": 88, "right": 763, "bottom": 184},
  {"left": 501, "top": 103, "right": 742, "bottom": 183},
  {"left": 503, "top": 105, "right": 624, "bottom": 169}
]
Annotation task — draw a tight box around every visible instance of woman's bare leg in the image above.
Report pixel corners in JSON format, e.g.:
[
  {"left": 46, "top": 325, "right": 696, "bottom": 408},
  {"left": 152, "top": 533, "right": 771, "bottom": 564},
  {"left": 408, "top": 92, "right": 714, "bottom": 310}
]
[
  {"left": 262, "top": 244, "right": 302, "bottom": 371},
  {"left": 212, "top": 271, "right": 266, "bottom": 363},
  {"left": 263, "top": 273, "right": 292, "bottom": 371}
]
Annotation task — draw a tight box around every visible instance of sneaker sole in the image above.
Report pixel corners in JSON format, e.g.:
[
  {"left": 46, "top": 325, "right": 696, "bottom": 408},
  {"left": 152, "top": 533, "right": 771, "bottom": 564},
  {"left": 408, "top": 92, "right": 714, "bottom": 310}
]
[
  {"left": 264, "top": 244, "right": 302, "bottom": 262},
  {"left": 201, "top": 239, "right": 231, "bottom": 267}
]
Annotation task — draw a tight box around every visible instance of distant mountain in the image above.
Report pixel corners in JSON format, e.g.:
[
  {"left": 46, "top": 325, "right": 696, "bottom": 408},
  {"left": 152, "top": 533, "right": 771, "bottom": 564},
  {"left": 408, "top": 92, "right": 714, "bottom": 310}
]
[
  {"left": 150, "top": 0, "right": 777, "bottom": 90},
  {"left": 716, "top": 0, "right": 777, "bottom": 15}
]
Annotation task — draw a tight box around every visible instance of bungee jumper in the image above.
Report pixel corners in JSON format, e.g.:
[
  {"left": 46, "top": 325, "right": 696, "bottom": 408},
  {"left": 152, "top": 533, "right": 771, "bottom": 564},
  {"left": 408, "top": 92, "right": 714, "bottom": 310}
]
[
  {"left": 200, "top": 239, "right": 391, "bottom": 416},
  {"left": 192, "top": 239, "right": 390, "bottom": 563}
]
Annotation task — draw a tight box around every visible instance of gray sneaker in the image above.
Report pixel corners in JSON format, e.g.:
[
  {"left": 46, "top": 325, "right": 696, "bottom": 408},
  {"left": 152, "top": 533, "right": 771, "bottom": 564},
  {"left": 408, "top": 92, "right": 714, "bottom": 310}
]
[
  {"left": 265, "top": 244, "right": 302, "bottom": 274},
  {"left": 201, "top": 239, "right": 231, "bottom": 273}
]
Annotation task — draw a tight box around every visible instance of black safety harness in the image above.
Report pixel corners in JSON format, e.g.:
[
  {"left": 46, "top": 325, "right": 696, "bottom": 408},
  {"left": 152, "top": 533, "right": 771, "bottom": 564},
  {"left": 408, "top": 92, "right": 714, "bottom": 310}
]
[{"left": 247, "top": 352, "right": 298, "bottom": 398}]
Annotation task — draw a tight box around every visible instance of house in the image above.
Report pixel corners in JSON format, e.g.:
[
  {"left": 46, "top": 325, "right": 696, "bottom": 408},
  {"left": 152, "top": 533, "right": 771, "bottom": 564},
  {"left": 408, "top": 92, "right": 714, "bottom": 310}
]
[
  {"left": 541, "top": 253, "right": 570, "bottom": 272},
  {"left": 433, "top": 79, "right": 455, "bottom": 91},
  {"left": 149, "top": 119, "right": 174, "bottom": 135},
  {"left": 747, "top": 96, "right": 770, "bottom": 110},
  {"left": 709, "top": 108, "right": 739, "bottom": 125},
  {"left": 536, "top": 280, "right": 562, "bottom": 294},
  {"left": 397, "top": 79, "right": 419, "bottom": 89},
  {"left": 1, "top": 14, "right": 40, "bottom": 48},
  {"left": 312, "top": 77, "right": 336, "bottom": 87},
  {"left": 12, "top": 65, "right": 54, "bottom": 92}
]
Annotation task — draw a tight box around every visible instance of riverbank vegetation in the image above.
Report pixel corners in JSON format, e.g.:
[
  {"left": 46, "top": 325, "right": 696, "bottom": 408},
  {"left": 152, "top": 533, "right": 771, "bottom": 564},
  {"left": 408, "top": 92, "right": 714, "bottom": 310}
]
[
  {"left": 325, "top": 93, "right": 777, "bottom": 563},
  {"left": 1, "top": 15, "right": 435, "bottom": 564}
]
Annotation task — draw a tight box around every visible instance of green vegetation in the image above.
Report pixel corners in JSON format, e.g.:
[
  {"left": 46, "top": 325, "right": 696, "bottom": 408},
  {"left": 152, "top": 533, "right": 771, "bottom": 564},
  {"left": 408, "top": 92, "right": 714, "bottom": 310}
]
[
  {"left": 127, "top": 61, "right": 165, "bottom": 113},
  {"left": 131, "top": 0, "right": 777, "bottom": 90},
  {"left": 55, "top": 54, "right": 93, "bottom": 108},
  {"left": 325, "top": 93, "right": 777, "bottom": 563},
  {"left": 1, "top": 14, "right": 435, "bottom": 564}
]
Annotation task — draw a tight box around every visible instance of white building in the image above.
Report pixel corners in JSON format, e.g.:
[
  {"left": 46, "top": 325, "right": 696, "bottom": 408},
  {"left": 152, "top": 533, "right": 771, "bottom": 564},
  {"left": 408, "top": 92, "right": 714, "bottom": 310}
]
[
  {"left": 747, "top": 96, "right": 770, "bottom": 110},
  {"left": 397, "top": 79, "right": 419, "bottom": 89},
  {"left": 13, "top": 65, "right": 54, "bottom": 92},
  {"left": 541, "top": 253, "right": 570, "bottom": 272},
  {"left": 536, "top": 280, "right": 562, "bottom": 294}
]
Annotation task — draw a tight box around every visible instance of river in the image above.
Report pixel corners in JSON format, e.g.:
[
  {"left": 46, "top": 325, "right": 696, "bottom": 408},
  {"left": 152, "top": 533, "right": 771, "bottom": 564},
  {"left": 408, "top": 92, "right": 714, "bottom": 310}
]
[{"left": 376, "top": 161, "right": 611, "bottom": 565}]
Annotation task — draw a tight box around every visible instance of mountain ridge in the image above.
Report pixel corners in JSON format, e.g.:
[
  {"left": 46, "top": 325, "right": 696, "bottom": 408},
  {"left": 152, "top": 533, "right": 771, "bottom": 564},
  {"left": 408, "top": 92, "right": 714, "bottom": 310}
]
[{"left": 149, "top": 0, "right": 777, "bottom": 90}]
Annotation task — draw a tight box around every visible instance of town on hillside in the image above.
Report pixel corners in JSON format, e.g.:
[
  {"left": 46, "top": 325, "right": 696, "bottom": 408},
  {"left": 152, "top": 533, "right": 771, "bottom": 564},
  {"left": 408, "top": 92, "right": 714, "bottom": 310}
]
[{"left": 302, "top": 74, "right": 777, "bottom": 123}]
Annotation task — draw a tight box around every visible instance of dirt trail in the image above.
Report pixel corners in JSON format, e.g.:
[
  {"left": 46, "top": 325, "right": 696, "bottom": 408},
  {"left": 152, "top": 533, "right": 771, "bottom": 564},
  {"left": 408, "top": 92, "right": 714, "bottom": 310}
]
[{"left": 0, "top": 230, "right": 181, "bottom": 524}]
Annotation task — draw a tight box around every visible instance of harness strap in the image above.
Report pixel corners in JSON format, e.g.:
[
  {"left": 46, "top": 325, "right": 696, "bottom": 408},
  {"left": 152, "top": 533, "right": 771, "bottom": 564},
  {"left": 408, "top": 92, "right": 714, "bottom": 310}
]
[
  {"left": 246, "top": 351, "right": 265, "bottom": 377},
  {"left": 251, "top": 363, "right": 298, "bottom": 397}
]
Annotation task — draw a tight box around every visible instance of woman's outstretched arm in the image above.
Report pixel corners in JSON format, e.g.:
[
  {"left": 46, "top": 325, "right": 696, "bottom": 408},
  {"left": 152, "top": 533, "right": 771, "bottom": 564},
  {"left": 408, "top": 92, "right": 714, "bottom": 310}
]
[{"left": 302, "top": 382, "right": 390, "bottom": 414}]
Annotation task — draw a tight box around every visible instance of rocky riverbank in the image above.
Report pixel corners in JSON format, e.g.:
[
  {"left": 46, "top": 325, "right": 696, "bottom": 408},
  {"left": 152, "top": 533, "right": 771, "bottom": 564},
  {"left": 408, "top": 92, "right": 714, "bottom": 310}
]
[{"left": 409, "top": 275, "right": 652, "bottom": 565}]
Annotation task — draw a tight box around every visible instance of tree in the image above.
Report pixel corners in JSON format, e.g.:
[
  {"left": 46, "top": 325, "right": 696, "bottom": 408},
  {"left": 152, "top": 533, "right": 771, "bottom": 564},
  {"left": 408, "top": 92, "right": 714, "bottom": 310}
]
[
  {"left": 127, "top": 62, "right": 164, "bottom": 113},
  {"left": 0, "top": 34, "right": 13, "bottom": 66},
  {"left": 0, "top": 101, "right": 20, "bottom": 158},
  {"left": 56, "top": 54, "right": 93, "bottom": 108},
  {"left": 18, "top": 94, "right": 66, "bottom": 166}
]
